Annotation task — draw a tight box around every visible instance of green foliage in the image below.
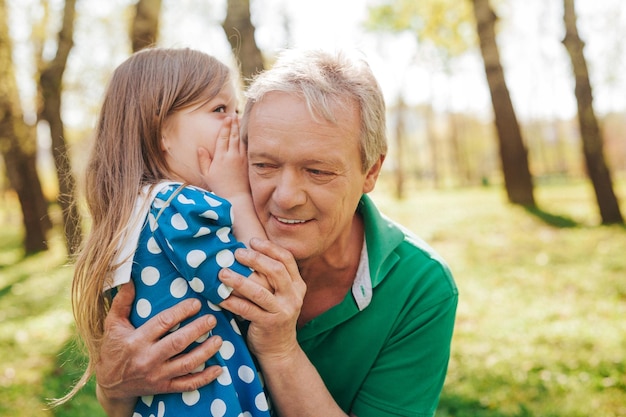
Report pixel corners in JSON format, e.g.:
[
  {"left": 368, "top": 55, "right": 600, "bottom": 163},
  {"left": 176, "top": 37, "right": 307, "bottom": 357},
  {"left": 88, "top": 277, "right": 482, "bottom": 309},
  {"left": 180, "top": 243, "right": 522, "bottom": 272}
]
[
  {"left": 365, "top": 0, "right": 476, "bottom": 58},
  {"left": 1, "top": 180, "right": 625, "bottom": 416},
  {"left": 373, "top": 178, "right": 626, "bottom": 417}
]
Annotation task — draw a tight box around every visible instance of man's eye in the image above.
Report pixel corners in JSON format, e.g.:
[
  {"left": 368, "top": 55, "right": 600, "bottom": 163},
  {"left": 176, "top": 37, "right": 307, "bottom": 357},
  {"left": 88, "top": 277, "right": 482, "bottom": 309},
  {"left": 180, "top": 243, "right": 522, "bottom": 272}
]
[{"left": 309, "top": 169, "right": 331, "bottom": 176}]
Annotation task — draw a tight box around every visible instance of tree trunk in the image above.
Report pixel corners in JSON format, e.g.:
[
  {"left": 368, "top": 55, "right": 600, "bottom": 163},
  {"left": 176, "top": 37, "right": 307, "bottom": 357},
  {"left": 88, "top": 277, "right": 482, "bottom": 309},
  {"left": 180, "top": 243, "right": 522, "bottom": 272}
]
[
  {"left": 0, "top": 0, "right": 50, "bottom": 254},
  {"left": 394, "top": 97, "right": 406, "bottom": 199},
  {"left": 425, "top": 104, "right": 440, "bottom": 188},
  {"left": 222, "top": 0, "right": 265, "bottom": 85},
  {"left": 131, "top": 0, "right": 162, "bottom": 52},
  {"left": 38, "top": 0, "right": 82, "bottom": 254},
  {"left": 562, "top": 0, "right": 623, "bottom": 224},
  {"left": 471, "top": 0, "right": 535, "bottom": 207}
]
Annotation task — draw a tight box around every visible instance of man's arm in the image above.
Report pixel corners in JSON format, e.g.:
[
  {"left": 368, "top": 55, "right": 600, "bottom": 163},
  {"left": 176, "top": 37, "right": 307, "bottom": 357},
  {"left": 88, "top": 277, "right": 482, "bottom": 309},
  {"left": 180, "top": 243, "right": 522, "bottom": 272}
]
[
  {"left": 218, "top": 238, "right": 356, "bottom": 417},
  {"left": 95, "top": 282, "right": 223, "bottom": 416}
]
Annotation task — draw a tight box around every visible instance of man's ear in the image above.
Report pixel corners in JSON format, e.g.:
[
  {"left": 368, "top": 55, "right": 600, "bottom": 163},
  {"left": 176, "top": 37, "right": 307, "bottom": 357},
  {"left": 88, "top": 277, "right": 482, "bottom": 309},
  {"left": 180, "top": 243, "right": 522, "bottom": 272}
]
[{"left": 363, "top": 154, "right": 385, "bottom": 194}]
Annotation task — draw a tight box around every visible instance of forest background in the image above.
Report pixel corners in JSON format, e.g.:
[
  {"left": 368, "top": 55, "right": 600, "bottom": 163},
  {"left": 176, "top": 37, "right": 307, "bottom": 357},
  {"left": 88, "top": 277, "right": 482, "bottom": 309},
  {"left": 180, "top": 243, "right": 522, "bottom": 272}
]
[{"left": 0, "top": 0, "right": 625, "bottom": 416}]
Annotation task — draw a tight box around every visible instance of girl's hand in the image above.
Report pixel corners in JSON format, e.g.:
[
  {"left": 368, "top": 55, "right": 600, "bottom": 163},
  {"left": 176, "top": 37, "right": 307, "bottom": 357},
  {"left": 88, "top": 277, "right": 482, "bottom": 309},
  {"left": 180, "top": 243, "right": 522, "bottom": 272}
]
[{"left": 198, "top": 116, "right": 249, "bottom": 199}]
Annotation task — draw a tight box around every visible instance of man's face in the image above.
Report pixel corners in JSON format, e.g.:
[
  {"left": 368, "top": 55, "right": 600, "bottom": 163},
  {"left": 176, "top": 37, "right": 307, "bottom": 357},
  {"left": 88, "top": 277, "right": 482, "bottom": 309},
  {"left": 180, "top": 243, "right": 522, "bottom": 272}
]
[{"left": 246, "top": 92, "right": 380, "bottom": 261}]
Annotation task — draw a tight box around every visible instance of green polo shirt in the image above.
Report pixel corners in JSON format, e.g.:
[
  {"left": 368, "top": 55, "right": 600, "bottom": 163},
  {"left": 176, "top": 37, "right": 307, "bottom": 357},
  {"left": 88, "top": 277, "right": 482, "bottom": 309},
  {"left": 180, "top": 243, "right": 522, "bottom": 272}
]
[{"left": 297, "top": 194, "right": 458, "bottom": 417}]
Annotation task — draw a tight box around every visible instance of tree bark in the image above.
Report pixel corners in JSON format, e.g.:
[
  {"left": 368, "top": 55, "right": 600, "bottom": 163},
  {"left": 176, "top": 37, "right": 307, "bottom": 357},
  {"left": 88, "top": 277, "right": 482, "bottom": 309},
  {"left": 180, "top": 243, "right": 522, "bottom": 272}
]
[
  {"left": 394, "top": 97, "right": 406, "bottom": 199},
  {"left": 471, "top": 0, "right": 535, "bottom": 206},
  {"left": 38, "top": 0, "right": 82, "bottom": 254},
  {"left": 222, "top": 0, "right": 265, "bottom": 85},
  {"left": 131, "top": 0, "right": 162, "bottom": 52},
  {"left": 0, "top": 0, "right": 50, "bottom": 254},
  {"left": 562, "top": 0, "right": 623, "bottom": 224}
]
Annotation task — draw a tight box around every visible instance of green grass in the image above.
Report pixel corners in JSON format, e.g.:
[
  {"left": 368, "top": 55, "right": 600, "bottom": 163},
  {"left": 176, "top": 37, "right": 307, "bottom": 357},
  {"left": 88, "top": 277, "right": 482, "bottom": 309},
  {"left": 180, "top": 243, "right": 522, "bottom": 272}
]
[{"left": 1, "top": 179, "right": 625, "bottom": 416}]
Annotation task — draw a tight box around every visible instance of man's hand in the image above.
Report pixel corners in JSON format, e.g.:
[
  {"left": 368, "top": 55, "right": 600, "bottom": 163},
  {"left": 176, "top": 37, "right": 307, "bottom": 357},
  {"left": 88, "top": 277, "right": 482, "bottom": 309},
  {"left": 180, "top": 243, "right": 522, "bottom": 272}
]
[
  {"left": 218, "top": 238, "right": 306, "bottom": 359},
  {"left": 95, "top": 281, "right": 223, "bottom": 414}
]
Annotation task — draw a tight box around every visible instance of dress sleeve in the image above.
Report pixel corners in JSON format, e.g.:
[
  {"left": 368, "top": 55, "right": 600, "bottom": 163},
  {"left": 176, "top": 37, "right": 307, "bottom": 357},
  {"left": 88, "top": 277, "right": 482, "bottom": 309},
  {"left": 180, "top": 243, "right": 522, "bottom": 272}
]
[{"left": 149, "top": 184, "right": 252, "bottom": 305}]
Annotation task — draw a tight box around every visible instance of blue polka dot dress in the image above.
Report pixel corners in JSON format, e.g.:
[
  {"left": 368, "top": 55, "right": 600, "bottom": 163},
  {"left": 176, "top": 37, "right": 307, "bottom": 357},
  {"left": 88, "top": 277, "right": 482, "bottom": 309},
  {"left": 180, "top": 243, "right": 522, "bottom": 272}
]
[{"left": 124, "top": 182, "right": 270, "bottom": 417}]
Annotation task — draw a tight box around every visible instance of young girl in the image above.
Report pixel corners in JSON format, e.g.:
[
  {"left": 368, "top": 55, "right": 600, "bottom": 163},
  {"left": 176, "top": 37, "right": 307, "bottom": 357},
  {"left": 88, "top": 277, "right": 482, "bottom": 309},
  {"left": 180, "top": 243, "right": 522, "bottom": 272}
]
[{"left": 67, "top": 47, "right": 270, "bottom": 417}]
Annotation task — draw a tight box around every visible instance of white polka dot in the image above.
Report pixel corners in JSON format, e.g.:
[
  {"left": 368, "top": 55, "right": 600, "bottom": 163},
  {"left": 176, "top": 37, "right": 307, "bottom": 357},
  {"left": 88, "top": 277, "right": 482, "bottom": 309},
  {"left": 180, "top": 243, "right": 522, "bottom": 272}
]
[
  {"left": 241, "top": 412, "right": 253, "bottom": 417},
  {"left": 182, "top": 390, "right": 201, "bottom": 406},
  {"left": 153, "top": 198, "right": 166, "bottom": 209},
  {"left": 157, "top": 400, "right": 165, "bottom": 417},
  {"left": 238, "top": 365, "right": 255, "bottom": 383},
  {"left": 200, "top": 209, "right": 219, "bottom": 220},
  {"left": 171, "top": 213, "right": 188, "bottom": 230},
  {"left": 208, "top": 301, "right": 222, "bottom": 311},
  {"left": 230, "top": 206, "right": 235, "bottom": 223},
  {"left": 217, "top": 366, "right": 232, "bottom": 385},
  {"left": 141, "top": 266, "right": 160, "bottom": 286},
  {"left": 132, "top": 412, "right": 142, "bottom": 417},
  {"left": 189, "top": 277, "right": 204, "bottom": 293},
  {"left": 147, "top": 237, "right": 161, "bottom": 254},
  {"left": 219, "top": 340, "right": 235, "bottom": 360},
  {"left": 217, "top": 283, "right": 233, "bottom": 299},
  {"left": 210, "top": 398, "right": 227, "bottom": 417},
  {"left": 194, "top": 227, "right": 211, "bottom": 237},
  {"left": 230, "top": 318, "right": 242, "bottom": 335},
  {"left": 216, "top": 227, "right": 231, "bottom": 243},
  {"left": 204, "top": 194, "right": 222, "bottom": 207},
  {"left": 191, "top": 362, "right": 205, "bottom": 373},
  {"left": 195, "top": 331, "right": 210, "bottom": 343},
  {"left": 168, "top": 323, "right": 180, "bottom": 332},
  {"left": 170, "top": 278, "right": 188, "bottom": 298},
  {"left": 187, "top": 249, "right": 206, "bottom": 268},
  {"left": 177, "top": 194, "right": 195, "bottom": 205},
  {"left": 140, "top": 395, "right": 153, "bottom": 406},
  {"left": 216, "top": 250, "right": 235, "bottom": 267},
  {"left": 136, "top": 298, "right": 152, "bottom": 318},
  {"left": 255, "top": 392, "right": 269, "bottom": 411}
]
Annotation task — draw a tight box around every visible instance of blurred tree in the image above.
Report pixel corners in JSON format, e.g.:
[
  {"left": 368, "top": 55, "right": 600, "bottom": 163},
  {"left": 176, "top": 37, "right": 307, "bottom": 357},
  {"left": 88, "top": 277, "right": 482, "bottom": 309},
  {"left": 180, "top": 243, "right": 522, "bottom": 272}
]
[
  {"left": 37, "top": 0, "right": 82, "bottom": 254},
  {"left": 562, "top": 0, "right": 623, "bottom": 224},
  {"left": 471, "top": 0, "right": 535, "bottom": 207},
  {"left": 393, "top": 95, "right": 407, "bottom": 199},
  {"left": 131, "top": 0, "right": 162, "bottom": 52},
  {"left": 367, "top": 0, "right": 475, "bottom": 58},
  {"left": 366, "top": 0, "right": 477, "bottom": 194},
  {"left": 222, "top": 0, "right": 264, "bottom": 85},
  {"left": 0, "top": 0, "right": 50, "bottom": 254}
]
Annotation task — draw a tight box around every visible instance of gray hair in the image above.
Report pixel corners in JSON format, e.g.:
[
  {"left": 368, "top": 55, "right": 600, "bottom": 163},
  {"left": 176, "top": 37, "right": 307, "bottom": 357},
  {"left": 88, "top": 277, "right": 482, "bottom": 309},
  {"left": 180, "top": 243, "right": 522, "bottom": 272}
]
[{"left": 241, "top": 49, "right": 387, "bottom": 172}]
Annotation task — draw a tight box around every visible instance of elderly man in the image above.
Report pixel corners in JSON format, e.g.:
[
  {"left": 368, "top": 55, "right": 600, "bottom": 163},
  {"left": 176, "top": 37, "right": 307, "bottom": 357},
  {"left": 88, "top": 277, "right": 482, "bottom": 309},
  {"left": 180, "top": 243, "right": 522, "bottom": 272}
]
[{"left": 96, "top": 49, "right": 458, "bottom": 417}]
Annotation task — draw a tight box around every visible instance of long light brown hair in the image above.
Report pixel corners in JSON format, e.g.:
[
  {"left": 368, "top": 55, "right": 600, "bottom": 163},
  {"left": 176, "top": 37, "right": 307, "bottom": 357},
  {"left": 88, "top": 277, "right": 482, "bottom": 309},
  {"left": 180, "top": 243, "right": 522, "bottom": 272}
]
[{"left": 59, "top": 47, "right": 232, "bottom": 404}]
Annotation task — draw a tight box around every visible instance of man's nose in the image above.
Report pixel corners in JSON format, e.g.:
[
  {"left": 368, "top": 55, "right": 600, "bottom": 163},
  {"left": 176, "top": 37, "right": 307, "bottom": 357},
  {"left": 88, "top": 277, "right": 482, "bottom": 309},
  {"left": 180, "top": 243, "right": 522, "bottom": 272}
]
[{"left": 272, "top": 169, "right": 307, "bottom": 208}]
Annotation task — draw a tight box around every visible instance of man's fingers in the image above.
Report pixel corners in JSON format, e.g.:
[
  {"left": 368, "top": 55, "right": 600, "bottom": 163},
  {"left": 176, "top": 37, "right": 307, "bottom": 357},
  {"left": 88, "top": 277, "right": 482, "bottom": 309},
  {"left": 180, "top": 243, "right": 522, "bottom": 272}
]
[
  {"left": 168, "top": 363, "right": 223, "bottom": 393},
  {"left": 163, "top": 334, "right": 223, "bottom": 381},
  {"left": 139, "top": 298, "right": 205, "bottom": 344},
  {"left": 235, "top": 239, "right": 303, "bottom": 294},
  {"left": 249, "top": 238, "right": 301, "bottom": 281},
  {"left": 107, "top": 281, "right": 135, "bottom": 323}
]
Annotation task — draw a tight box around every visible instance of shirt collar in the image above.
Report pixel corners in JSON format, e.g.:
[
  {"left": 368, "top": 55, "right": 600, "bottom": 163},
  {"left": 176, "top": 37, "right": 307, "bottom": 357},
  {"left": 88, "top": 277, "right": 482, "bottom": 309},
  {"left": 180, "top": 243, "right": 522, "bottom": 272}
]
[{"left": 351, "top": 239, "right": 372, "bottom": 311}]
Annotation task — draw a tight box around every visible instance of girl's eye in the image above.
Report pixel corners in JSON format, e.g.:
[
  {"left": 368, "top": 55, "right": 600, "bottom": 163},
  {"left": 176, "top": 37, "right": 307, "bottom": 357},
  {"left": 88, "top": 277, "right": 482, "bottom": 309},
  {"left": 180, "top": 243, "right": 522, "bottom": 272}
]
[{"left": 213, "top": 105, "right": 227, "bottom": 113}]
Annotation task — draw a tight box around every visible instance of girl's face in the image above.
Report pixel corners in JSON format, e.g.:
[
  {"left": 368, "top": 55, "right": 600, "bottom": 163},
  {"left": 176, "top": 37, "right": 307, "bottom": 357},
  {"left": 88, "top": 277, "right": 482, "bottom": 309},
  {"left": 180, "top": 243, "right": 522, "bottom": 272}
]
[{"left": 160, "top": 82, "right": 238, "bottom": 187}]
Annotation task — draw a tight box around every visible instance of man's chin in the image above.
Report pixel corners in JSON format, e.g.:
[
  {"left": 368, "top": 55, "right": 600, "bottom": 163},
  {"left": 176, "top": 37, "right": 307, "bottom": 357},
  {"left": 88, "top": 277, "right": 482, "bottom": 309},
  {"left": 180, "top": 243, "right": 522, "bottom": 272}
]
[{"left": 267, "top": 235, "right": 313, "bottom": 261}]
